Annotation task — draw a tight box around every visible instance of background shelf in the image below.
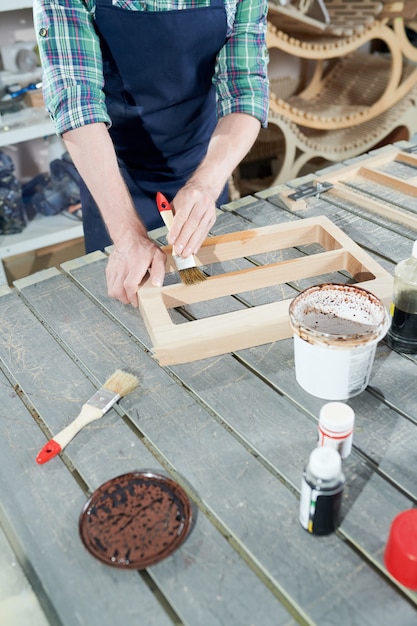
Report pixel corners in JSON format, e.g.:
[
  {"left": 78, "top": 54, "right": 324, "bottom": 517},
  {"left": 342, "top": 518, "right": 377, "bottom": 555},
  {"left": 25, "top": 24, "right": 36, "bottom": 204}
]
[
  {"left": 0, "top": 112, "right": 55, "bottom": 147},
  {"left": 1, "top": 1, "right": 33, "bottom": 12}
]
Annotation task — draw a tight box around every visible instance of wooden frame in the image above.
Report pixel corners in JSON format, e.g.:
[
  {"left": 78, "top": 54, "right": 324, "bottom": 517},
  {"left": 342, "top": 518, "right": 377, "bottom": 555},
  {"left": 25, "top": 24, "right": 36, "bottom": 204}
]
[
  {"left": 279, "top": 146, "right": 417, "bottom": 230},
  {"left": 138, "top": 216, "right": 392, "bottom": 365}
]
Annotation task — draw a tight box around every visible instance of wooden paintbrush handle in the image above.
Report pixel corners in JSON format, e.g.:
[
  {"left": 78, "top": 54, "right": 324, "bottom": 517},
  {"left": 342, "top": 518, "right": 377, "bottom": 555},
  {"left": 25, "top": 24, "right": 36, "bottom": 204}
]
[
  {"left": 156, "top": 192, "right": 174, "bottom": 230},
  {"left": 155, "top": 190, "right": 204, "bottom": 280},
  {"left": 36, "top": 404, "right": 102, "bottom": 464}
]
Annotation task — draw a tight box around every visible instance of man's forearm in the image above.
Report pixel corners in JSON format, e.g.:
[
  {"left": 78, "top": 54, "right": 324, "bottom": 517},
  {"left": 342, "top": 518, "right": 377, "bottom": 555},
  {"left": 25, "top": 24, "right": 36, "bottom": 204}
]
[
  {"left": 166, "top": 112, "right": 261, "bottom": 256},
  {"left": 63, "top": 122, "right": 166, "bottom": 306},
  {"left": 62, "top": 122, "right": 147, "bottom": 246},
  {"left": 187, "top": 112, "right": 261, "bottom": 200}
]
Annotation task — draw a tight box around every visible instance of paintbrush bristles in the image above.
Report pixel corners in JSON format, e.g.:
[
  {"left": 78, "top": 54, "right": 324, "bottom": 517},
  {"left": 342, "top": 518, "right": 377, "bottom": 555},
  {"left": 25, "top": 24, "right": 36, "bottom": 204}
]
[
  {"left": 103, "top": 370, "right": 139, "bottom": 397},
  {"left": 156, "top": 192, "right": 207, "bottom": 286},
  {"left": 179, "top": 266, "right": 207, "bottom": 285}
]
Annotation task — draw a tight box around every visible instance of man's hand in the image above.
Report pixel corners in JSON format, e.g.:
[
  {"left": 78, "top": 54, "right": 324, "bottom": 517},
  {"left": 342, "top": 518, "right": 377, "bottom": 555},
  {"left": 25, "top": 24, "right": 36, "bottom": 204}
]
[
  {"left": 168, "top": 182, "right": 217, "bottom": 257},
  {"left": 106, "top": 233, "right": 166, "bottom": 307},
  {"left": 63, "top": 114, "right": 261, "bottom": 307},
  {"left": 167, "top": 113, "right": 261, "bottom": 258},
  {"left": 63, "top": 124, "right": 167, "bottom": 307}
]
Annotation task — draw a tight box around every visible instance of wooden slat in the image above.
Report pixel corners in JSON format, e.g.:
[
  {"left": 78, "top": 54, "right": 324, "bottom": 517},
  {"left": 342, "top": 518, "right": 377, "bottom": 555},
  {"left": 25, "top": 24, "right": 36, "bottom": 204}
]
[
  {"left": 331, "top": 184, "right": 417, "bottom": 230},
  {"left": 279, "top": 146, "right": 417, "bottom": 232}
]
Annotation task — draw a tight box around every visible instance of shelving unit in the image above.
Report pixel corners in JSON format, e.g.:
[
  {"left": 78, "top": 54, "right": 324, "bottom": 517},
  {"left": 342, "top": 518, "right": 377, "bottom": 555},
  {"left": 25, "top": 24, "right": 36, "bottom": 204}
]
[
  {"left": 0, "top": 2, "right": 84, "bottom": 286},
  {"left": 233, "top": 1, "right": 417, "bottom": 196},
  {"left": 0, "top": 110, "right": 55, "bottom": 147},
  {"left": 2, "top": 1, "right": 33, "bottom": 11}
]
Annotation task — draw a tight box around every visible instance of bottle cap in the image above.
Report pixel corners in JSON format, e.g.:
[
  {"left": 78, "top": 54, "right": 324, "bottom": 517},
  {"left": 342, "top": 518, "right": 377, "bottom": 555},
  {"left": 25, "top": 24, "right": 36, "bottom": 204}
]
[
  {"left": 319, "top": 402, "right": 355, "bottom": 433},
  {"left": 308, "top": 447, "right": 341, "bottom": 480},
  {"left": 412, "top": 240, "right": 417, "bottom": 259},
  {"left": 384, "top": 509, "right": 417, "bottom": 589}
]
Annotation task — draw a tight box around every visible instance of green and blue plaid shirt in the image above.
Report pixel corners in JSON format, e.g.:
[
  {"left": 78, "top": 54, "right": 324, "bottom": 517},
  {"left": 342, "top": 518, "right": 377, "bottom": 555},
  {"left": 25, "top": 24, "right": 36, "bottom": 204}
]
[{"left": 33, "top": 0, "right": 269, "bottom": 136}]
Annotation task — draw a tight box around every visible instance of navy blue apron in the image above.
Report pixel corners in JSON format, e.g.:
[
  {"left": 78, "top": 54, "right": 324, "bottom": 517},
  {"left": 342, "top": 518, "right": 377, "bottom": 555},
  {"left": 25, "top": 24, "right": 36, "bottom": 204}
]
[{"left": 82, "top": 0, "right": 228, "bottom": 252}]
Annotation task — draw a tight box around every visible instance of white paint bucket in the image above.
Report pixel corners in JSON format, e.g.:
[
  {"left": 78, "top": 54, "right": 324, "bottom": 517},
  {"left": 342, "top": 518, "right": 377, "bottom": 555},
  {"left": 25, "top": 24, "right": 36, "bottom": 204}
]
[{"left": 288, "top": 284, "right": 389, "bottom": 400}]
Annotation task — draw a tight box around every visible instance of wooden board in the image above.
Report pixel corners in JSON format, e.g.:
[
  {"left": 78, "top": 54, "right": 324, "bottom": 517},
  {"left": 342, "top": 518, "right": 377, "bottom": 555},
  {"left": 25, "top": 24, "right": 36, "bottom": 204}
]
[{"left": 138, "top": 215, "right": 392, "bottom": 365}]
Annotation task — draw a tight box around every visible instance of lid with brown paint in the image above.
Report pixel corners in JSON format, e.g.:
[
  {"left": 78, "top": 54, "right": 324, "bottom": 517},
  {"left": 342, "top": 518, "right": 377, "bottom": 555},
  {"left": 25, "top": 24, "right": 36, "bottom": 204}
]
[{"left": 79, "top": 470, "right": 194, "bottom": 569}]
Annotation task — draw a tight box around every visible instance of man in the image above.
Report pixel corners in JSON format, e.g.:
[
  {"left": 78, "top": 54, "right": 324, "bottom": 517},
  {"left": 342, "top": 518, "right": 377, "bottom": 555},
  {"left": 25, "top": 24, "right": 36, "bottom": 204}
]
[{"left": 34, "top": 0, "right": 269, "bottom": 306}]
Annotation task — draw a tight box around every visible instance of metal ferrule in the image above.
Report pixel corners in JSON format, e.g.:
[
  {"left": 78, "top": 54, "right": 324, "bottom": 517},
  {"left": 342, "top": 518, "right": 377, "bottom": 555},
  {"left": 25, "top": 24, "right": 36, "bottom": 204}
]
[
  {"left": 87, "top": 388, "right": 121, "bottom": 413},
  {"left": 173, "top": 254, "right": 197, "bottom": 271}
]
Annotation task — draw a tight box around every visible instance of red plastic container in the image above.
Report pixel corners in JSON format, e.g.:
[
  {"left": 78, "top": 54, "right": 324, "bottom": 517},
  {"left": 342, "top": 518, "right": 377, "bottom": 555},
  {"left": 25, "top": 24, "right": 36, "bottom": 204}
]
[{"left": 384, "top": 509, "right": 417, "bottom": 589}]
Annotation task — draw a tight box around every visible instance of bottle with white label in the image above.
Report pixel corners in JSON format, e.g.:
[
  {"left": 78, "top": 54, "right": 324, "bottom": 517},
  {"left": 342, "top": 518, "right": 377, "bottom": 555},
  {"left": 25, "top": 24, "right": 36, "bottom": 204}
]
[
  {"left": 386, "top": 240, "right": 417, "bottom": 354},
  {"left": 318, "top": 402, "right": 355, "bottom": 459},
  {"left": 299, "top": 447, "right": 345, "bottom": 535}
]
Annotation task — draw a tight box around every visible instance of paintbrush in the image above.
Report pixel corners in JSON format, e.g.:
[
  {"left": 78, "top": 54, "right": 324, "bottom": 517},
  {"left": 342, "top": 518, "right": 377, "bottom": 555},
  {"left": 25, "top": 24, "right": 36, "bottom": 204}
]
[
  {"left": 36, "top": 370, "right": 139, "bottom": 464},
  {"left": 156, "top": 192, "right": 207, "bottom": 285}
]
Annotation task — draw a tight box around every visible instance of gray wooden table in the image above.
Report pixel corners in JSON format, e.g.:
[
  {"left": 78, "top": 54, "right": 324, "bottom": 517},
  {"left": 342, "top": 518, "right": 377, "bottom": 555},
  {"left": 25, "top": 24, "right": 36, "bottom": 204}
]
[{"left": 1, "top": 141, "right": 417, "bottom": 626}]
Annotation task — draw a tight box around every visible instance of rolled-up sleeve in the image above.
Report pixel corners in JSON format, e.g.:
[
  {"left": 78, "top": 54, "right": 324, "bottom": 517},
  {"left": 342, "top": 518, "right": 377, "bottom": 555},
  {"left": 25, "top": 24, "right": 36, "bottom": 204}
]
[
  {"left": 214, "top": 0, "right": 269, "bottom": 127},
  {"left": 33, "top": 0, "right": 111, "bottom": 135}
]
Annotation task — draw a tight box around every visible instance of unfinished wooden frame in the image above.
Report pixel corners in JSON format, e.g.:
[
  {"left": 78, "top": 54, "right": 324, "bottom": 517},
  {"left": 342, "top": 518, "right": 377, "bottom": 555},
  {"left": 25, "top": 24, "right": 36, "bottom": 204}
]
[
  {"left": 279, "top": 146, "right": 417, "bottom": 231},
  {"left": 138, "top": 216, "right": 392, "bottom": 365}
]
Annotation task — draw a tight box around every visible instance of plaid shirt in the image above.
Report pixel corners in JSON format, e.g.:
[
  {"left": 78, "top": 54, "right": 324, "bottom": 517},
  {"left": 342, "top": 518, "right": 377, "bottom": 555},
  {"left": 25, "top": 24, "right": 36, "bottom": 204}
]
[{"left": 33, "top": 0, "right": 269, "bottom": 136}]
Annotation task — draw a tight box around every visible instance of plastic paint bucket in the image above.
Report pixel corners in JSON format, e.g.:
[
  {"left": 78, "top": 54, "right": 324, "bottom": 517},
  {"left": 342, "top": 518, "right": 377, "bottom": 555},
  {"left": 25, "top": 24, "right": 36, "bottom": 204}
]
[{"left": 288, "top": 284, "right": 389, "bottom": 400}]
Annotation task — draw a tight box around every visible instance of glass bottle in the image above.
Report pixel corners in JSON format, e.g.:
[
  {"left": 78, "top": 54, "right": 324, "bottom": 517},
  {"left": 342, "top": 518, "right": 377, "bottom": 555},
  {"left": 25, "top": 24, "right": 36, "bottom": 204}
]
[
  {"left": 299, "top": 447, "right": 345, "bottom": 535},
  {"left": 386, "top": 240, "right": 417, "bottom": 354}
]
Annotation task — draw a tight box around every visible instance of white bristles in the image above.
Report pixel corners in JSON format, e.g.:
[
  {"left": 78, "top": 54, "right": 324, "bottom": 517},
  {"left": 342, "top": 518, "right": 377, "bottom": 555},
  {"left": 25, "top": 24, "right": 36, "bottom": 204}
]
[{"left": 103, "top": 370, "right": 139, "bottom": 397}]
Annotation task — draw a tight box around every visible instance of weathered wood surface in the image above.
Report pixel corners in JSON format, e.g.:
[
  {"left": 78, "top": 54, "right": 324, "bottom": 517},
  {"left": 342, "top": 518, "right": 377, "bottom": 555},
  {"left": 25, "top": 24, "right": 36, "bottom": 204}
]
[
  {"left": 0, "top": 521, "right": 49, "bottom": 626},
  {"left": 0, "top": 140, "right": 417, "bottom": 625},
  {"left": 0, "top": 285, "right": 291, "bottom": 626}
]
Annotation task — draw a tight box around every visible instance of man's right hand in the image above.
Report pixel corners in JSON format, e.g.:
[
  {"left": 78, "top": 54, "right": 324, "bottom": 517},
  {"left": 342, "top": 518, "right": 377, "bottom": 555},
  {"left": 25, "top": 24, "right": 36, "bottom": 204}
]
[
  {"left": 63, "top": 124, "right": 167, "bottom": 308},
  {"left": 106, "top": 233, "right": 166, "bottom": 307}
]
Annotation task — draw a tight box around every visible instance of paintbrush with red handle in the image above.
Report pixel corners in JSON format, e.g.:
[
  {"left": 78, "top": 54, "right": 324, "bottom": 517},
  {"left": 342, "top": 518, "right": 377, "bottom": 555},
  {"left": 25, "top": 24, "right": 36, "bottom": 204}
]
[
  {"left": 156, "top": 192, "right": 207, "bottom": 286},
  {"left": 36, "top": 370, "right": 138, "bottom": 464}
]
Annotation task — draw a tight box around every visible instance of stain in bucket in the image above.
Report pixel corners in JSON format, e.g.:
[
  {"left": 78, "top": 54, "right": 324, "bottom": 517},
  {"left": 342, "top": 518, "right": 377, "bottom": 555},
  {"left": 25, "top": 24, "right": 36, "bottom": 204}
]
[
  {"left": 291, "top": 284, "right": 387, "bottom": 344},
  {"left": 288, "top": 284, "right": 390, "bottom": 400}
]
